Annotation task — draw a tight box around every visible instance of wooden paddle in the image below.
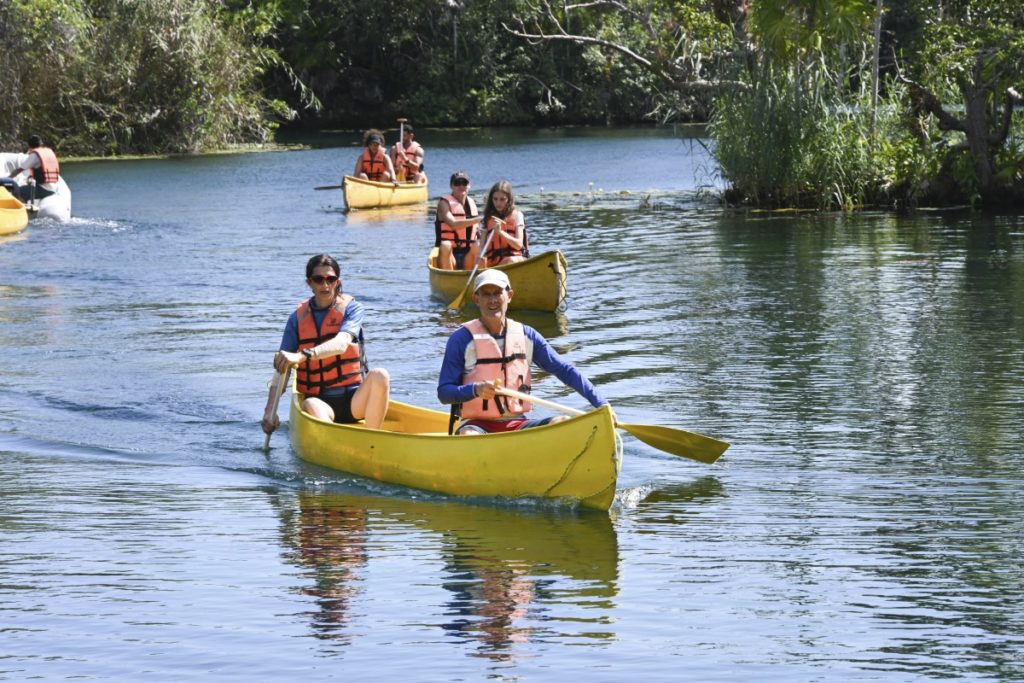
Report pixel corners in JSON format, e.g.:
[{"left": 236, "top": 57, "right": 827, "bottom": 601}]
[
  {"left": 494, "top": 386, "right": 729, "bottom": 464},
  {"left": 395, "top": 118, "right": 407, "bottom": 182},
  {"left": 262, "top": 367, "right": 292, "bottom": 451},
  {"left": 446, "top": 219, "right": 496, "bottom": 312}
]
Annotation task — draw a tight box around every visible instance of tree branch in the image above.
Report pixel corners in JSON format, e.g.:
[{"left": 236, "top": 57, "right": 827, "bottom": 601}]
[
  {"left": 503, "top": 20, "right": 655, "bottom": 69},
  {"left": 900, "top": 74, "right": 965, "bottom": 133},
  {"left": 991, "top": 87, "right": 1023, "bottom": 146}
]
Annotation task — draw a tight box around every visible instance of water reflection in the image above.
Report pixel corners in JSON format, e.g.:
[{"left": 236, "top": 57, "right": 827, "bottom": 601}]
[
  {"left": 341, "top": 205, "right": 430, "bottom": 227},
  {"left": 273, "top": 491, "right": 369, "bottom": 641},
  {"left": 436, "top": 504, "right": 618, "bottom": 662},
  {"left": 270, "top": 490, "right": 619, "bottom": 660}
]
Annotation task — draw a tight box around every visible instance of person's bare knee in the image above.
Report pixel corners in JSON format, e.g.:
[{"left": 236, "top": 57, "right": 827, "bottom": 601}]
[{"left": 303, "top": 397, "right": 335, "bottom": 422}]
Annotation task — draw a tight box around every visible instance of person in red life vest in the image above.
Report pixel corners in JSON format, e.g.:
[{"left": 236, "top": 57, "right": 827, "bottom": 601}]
[
  {"left": 8, "top": 135, "right": 60, "bottom": 202},
  {"left": 435, "top": 170, "right": 482, "bottom": 270},
  {"left": 478, "top": 180, "right": 528, "bottom": 268},
  {"left": 261, "top": 254, "right": 391, "bottom": 434},
  {"left": 390, "top": 124, "right": 425, "bottom": 184},
  {"left": 437, "top": 269, "right": 613, "bottom": 435},
  {"left": 353, "top": 129, "right": 397, "bottom": 182}
]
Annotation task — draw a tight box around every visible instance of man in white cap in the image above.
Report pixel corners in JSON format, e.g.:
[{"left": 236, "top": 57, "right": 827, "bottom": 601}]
[{"left": 437, "top": 269, "right": 610, "bottom": 435}]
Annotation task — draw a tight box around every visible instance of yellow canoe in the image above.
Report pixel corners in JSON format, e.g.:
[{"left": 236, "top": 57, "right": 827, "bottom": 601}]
[
  {"left": 427, "top": 248, "right": 568, "bottom": 311},
  {"left": 289, "top": 389, "right": 622, "bottom": 511},
  {"left": 342, "top": 174, "right": 429, "bottom": 210},
  {"left": 0, "top": 187, "right": 28, "bottom": 236}
]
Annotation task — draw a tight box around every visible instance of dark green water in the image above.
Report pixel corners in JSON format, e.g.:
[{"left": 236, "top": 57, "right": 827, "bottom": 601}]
[{"left": 1, "top": 128, "right": 1021, "bottom": 681}]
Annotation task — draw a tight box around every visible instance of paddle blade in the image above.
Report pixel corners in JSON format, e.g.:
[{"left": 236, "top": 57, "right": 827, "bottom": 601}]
[
  {"left": 620, "top": 422, "right": 729, "bottom": 464},
  {"left": 446, "top": 286, "right": 469, "bottom": 312}
]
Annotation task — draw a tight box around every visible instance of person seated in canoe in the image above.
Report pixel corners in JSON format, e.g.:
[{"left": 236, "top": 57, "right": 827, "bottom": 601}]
[
  {"left": 353, "top": 129, "right": 397, "bottom": 183},
  {"left": 435, "top": 171, "right": 481, "bottom": 270},
  {"left": 261, "top": 254, "right": 391, "bottom": 434},
  {"left": 478, "top": 180, "right": 529, "bottom": 267},
  {"left": 390, "top": 123, "right": 425, "bottom": 184},
  {"left": 437, "top": 269, "right": 611, "bottom": 435},
  {"left": 7, "top": 134, "right": 61, "bottom": 203}
]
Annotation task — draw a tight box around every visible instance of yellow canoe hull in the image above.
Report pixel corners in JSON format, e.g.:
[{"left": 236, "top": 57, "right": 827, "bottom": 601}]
[
  {"left": 289, "top": 392, "right": 621, "bottom": 511},
  {"left": 427, "top": 248, "right": 568, "bottom": 311},
  {"left": 0, "top": 187, "right": 28, "bottom": 236},
  {"left": 342, "top": 174, "right": 429, "bottom": 210}
]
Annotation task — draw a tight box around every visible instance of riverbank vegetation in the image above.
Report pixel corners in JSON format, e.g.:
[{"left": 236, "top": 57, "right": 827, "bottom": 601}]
[{"left": 1, "top": 0, "right": 1020, "bottom": 208}]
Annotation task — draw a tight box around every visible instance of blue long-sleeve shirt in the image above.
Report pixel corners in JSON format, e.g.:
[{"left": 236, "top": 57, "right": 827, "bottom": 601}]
[{"left": 437, "top": 323, "right": 607, "bottom": 409}]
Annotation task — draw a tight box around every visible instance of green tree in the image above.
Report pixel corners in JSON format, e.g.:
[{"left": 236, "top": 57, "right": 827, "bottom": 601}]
[{"left": 897, "top": 1, "right": 1024, "bottom": 204}]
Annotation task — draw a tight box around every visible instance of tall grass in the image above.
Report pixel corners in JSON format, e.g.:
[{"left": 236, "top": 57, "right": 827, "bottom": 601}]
[{"left": 710, "top": 64, "right": 910, "bottom": 210}]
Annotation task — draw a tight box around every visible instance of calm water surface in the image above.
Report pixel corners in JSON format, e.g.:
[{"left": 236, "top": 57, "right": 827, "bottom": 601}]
[{"left": 1, "top": 127, "right": 1022, "bottom": 681}]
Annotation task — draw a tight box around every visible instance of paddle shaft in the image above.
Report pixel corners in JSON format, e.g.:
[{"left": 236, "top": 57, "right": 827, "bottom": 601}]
[
  {"left": 447, "top": 220, "right": 496, "bottom": 311},
  {"left": 397, "top": 118, "right": 406, "bottom": 181},
  {"left": 497, "top": 386, "right": 584, "bottom": 416},
  {"left": 263, "top": 367, "right": 292, "bottom": 451},
  {"left": 494, "top": 386, "right": 729, "bottom": 464},
  {"left": 314, "top": 184, "right": 343, "bottom": 190}
]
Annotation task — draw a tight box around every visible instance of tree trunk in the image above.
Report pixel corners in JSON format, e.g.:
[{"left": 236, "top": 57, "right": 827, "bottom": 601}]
[{"left": 962, "top": 88, "right": 996, "bottom": 200}]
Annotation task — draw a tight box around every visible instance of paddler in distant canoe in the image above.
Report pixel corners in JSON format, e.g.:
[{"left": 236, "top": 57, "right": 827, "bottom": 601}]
[
  {"left": 353, "top": 129, "right": 397, "bottom": 182},
  {"left": 477, "top": 180, "right": 529, "bottom": 268},
  {"left": 435, "top": 170, "right": 482, "bottom": 270},
  {"left": 390, "top": 123, "right": 425, "bottom": 184}
]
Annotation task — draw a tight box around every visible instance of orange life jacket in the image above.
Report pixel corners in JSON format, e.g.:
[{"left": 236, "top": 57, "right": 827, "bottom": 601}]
[
  {"left": 392, "top": 141, "right": 423, "bottom": 180},
  {"left": 29, "top": 147, "right": 60, "bottom": 185},
  {"left": 484, "top": 210, "right": 527, "bottom": 265},
  {"left": 437, "top": 194, "right": 476, "bottom": 249},
  {"left": 294, "top": 294, "right": 366, "bottom": 396},
  {"left": 359, "top": 148, "right": 387, "bottom": 181},
  {"left": 459, "top": 319, "right": 533, "bottom": 419}
]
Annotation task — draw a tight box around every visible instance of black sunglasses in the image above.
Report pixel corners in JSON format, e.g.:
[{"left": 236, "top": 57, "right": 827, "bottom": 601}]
[
  {"left": 310, "top": 275, "right": 339, "bottom": 285},
  {"left": 453, "top": 179, "right": 469, "bottom": 186}
]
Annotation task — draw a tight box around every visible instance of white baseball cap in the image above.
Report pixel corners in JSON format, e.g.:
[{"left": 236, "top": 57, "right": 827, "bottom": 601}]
[{"left": 473, "top": 269, "right": 511, "bottom": 292}]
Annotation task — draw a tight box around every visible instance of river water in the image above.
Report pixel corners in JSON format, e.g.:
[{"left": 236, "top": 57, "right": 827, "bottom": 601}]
[{"left": 1, "top": 127, "right": 1022, "bottom": 681}]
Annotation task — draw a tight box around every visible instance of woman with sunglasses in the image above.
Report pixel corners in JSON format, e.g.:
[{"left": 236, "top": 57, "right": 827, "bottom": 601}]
[
  {"left": 435, "top": 171, "right": 482, "bottom": 270},
  {"left": 261, "top": 254, "right": 390, "bottom": 434}
]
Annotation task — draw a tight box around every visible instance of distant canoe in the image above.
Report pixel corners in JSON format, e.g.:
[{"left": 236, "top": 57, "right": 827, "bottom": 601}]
[
  {"left": 427, "top": 248, "right": 568, "bottom": 311},
  {"left": 290, "top": 391, "right": 622, "bottom": 511},
  {"left": 342, "top": 174, "right": 429, "bottom": 210},
  {"left": 0, "top": 187, "right": 28, "bottom": 236}
]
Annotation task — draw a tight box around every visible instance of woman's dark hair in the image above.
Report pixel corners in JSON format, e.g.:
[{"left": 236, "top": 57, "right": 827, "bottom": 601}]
[
  {"left": 483, "top": 180, "right": 516, "bottom": 223},
  {"left": 305, "top": 254, "right": 341, "bottom": 290},
  {"left": 362, "top": 128, "right": 385, "bottom": 146}
]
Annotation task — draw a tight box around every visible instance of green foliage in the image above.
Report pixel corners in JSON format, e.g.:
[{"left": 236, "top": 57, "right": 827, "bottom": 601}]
[
  {"left": 1, "top": 0, "right": 288, "bottom": 155},
  {"left": 905, "top": 0, "right": 1024, "bottom": 204}
]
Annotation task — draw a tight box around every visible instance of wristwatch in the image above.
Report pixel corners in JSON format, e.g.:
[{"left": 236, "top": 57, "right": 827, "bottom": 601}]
[{"left": 302, "top": 348, "right": 315, "bottom": 362}]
